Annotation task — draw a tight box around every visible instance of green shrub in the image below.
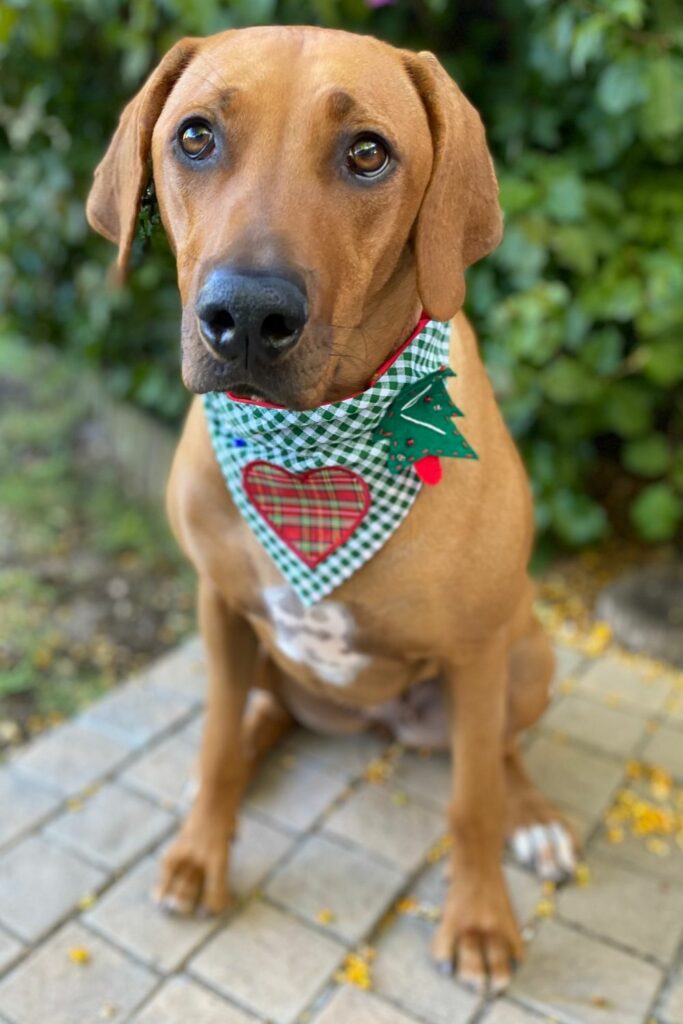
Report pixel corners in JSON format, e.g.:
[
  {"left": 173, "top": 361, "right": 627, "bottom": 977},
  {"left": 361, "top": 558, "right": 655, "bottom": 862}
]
[{"left": 1, "top": 0, "right": 681, "bottom": 545}]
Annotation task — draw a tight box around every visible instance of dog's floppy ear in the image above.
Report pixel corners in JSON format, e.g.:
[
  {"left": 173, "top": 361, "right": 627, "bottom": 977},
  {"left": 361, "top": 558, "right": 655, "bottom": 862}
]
[
  {"left": 86, "top": 37, "right": 200, "bottom": 280},
  {"left": 405, "top": 52, "right": 502, "bottom": 322}
]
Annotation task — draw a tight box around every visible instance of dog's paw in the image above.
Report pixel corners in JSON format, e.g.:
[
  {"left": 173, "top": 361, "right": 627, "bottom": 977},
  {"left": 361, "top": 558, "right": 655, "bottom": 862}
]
[
  {"left": 154, "top": 825, "right": 231, "bottom": 917},
  {"left": 510, "top": 822, "right": 577, "bottom": 882},
  {"left": 432, "top": 874, "right": 523, "bottom": 995}
]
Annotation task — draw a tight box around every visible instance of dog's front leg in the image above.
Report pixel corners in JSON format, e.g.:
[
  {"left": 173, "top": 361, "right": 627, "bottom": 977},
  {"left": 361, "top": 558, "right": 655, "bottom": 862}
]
[
  {"left": 156, "top": 578, "right": 256, "bottom": 916},
  {"left": 433, "top": 634, "right": 523, "bottom": 994}
]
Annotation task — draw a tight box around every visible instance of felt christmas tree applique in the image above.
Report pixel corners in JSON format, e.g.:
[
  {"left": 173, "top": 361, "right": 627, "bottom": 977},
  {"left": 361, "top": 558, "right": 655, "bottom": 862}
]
[{"left": 373, "top": 367, "right": 477, "bottom": 486}]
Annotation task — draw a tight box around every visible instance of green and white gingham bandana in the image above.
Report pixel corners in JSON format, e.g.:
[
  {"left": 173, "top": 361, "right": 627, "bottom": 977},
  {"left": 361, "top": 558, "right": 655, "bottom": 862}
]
[{"left": 203, "top": 318, "right": 452, "bottom": 606}]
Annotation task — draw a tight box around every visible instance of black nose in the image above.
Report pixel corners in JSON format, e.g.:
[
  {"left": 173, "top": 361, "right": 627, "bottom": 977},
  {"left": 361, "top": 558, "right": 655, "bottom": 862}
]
[{"left": 196, "top": 269, "right": 308, "bottom": 361}]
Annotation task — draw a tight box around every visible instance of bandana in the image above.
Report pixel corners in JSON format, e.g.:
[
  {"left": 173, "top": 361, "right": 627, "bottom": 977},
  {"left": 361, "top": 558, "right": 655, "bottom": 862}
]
[{"left": 204, "top": 317, "right": 471, "bottom": 606}]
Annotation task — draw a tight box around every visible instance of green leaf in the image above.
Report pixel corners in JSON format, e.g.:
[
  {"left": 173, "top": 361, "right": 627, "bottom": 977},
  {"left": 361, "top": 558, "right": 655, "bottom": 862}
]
[
  {"left": 540, "top": 357, "right": 596, "bottom": 404},
  {"left": 551, "top": 225, "right": 596, "bottom": 274},
  {"left": 498, "top": 176, "right": 540, "bottom": 215},
  {"left": 580, "top": 328, "right": 623, "bottom": 375},
  {"left": 640, "top": 56, "right": 683, "bottom": 140},
  {"left": 551, "top": 490, "right": 608, "bottom": 546},
  {"left": 597, "top": 59, "right": 647, "bottom": 115},
  {"left": 639, "top": 339, "right": 683, "bottom": 386},
  {"left": 570, "top": 17, "right": 607, "bottom": 76},
  {"left": 623, "top": 435, "right": 671, "bottom": 478},
  {"left": 545, "top": 173, "right": 586, "bottom": 223},
  {"left": 601, "top": 382, "right": 655, "bottom": 438},
  {"left": 630, "top": 483, "right": 682, "bottom": 541}
]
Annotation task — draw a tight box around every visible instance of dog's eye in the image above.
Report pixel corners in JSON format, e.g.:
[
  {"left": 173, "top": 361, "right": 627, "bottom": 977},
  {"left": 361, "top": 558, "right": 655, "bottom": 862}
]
[
  {"left": 346, "top": 135, "right": 389, "bottom": 178},
  {"left": 178, "top": 120, "right": 215, "bottom": 160}
]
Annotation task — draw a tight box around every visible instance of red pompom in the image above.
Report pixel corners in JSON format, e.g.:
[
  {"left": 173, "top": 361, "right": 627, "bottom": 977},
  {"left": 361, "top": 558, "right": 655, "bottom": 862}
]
[{"left": 414, "top": 455, "right": 442, "bottom": 486}]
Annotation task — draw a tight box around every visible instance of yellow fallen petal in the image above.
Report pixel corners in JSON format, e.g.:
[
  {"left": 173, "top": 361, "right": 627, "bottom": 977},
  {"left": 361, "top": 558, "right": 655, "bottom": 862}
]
[
  {"left": 396, "top": 897, "right": 418, "bottom": 915},
  {"left": 535, "top": 898, "right": 555, "bottom": 918},
  {"left": 68, "top": 947, "right": 91, "bottom": 965},
  {"left": 316, "top": 908, "right": 335, "bottom": 925},
  {"left": 426, "top": 834, "right": 453, "bottom": 863},
  {"left": 335, "top": 952, "right": 373, "bottom": 990},
  {"left": 575, "top": 863, "right": 591, "bottom": 887},
  {"left": 77, "top": 892, "right": 97, "bottom": 911},
  {"left": 607, "top": 827, "right": 624, "bottom": 844}
]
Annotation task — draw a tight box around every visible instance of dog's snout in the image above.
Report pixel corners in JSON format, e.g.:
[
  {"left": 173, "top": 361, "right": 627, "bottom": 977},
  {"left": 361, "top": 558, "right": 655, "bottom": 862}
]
[{"left": 196, "top": 269, "right": 308, "bottom": 361}]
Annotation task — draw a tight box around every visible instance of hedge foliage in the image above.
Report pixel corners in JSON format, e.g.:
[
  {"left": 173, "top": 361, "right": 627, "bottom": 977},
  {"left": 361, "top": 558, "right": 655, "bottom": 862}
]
[{"left": 1, "top": 0, "right": 682, "bottom": 546}]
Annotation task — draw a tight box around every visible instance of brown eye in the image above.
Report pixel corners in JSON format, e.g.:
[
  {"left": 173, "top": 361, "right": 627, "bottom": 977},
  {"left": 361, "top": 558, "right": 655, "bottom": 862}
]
[
  {"left": 178, "top": 120, "right": 214, "bottom": 160},
  {"left": 346, "top": 135, "right": 390, "bottom": 178}
]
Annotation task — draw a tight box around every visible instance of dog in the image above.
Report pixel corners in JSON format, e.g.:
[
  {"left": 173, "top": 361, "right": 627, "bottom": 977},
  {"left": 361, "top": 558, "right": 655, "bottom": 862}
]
[{"left": 87, "top": 26, "right": 577, "bottom": 993}]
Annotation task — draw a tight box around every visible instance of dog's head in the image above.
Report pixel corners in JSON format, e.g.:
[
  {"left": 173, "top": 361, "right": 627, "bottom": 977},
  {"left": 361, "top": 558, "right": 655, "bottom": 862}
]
[{"left": 87, "top": 27, "right": 501, "bottom": 409}]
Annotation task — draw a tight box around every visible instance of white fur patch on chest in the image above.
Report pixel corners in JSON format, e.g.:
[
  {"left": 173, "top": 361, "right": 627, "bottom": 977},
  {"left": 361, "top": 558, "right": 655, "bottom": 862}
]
[{"left": 262, "top": 585, "right": 369, "bottom": 687}]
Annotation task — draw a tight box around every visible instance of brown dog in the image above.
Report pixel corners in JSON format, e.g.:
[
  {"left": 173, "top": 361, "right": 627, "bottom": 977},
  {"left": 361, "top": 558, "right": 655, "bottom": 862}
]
[{"left": 87, "top": 26, "right": 577, "bottom": 993}]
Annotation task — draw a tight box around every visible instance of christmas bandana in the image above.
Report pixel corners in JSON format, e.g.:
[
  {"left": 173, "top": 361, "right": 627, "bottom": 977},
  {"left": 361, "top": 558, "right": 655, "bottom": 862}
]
[{"left": 203, "top": 317, "right": 475, "bottom": 606}]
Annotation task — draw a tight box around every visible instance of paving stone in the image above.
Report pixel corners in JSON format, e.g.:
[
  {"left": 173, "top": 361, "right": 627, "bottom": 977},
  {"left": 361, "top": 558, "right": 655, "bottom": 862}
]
[
  {"left": 592, "top": 826, "right": 683, "bottom": 883},
  {"left": 84, "top": 858, "right": 220, "bottom": 973},
  {"left": 661, "top": 965, "right": 683, "bottom": 1024},
  {"left": 392, "top": 750, "right": 451, "bottom": 810},
  {"left": 481, "top": 1002, "right": 547, "bottom": 1023},
  {"left": 553, "top": 644, "right": 587, "bottom": 685},
  {"left": 540, "top": 693, "right": 648, "bottom": 758},
  {"left": 641, "top": 723, "right": 683, "bottom": 780},
  {"left": 524, "top": 733, "right": 623, "bottom": 819},
  {"left": 663, "top": 689, "right": 683, "bottom": 723},
  {"left": 0, "top": 921, "right": 156, "bottom": 1024},
  {"left": 557, "top": 850, "right": 683, "bottom": 964},
  {"left": 245, "top": 756, "right": 349, "bottom": 833},
  {"left": 86, "top": 811, "right": 291, "bottom": 976},
  {"left": 509, "top": 918, "right": 662, "bottom": 1024},
  {"left": 121, "top": 725, "right": 198, "bottom": 810},
  {"left": 324, "top": 784, "right": 444, "bottom": 872},
  {"left": 590, "top": 776, "right": 683, "bottom": 881},
  {"left": 12, "top": 721, "right": 130, "bottom": 798},
  {"left": 132, "top": 975, "right": 257, "bottom": 1023},
  {"left": 231, "top": 813, "right": 295, "bottom": 897},
  {"left": 142, "top": 635, "right": 208, "bottom": 700},
  {"left": 80, "top": 680, "right": 199, "bottom": 749},
  {"left": 0, "top": 932, "right": 23, "bottom": 976},
  {"left": 0, "top": 835, "right": 106, "bottom": 944},
  {"left": 45, "top": 783, "right": 175, "bottom": 871},
  {"left": 266, "top": 832, "right": 405, "bottom": 943},
  {"left": 313, "top": 986, "right": 422, "bottom": 1023},
  {"left": 0, "top": 769, "right": 62, "bottom": 852},
  {"left": 577, "top": 655, "right": 675, "bottom": 712},
  {"left": 373, "top": 914, "right": 479, "bottom": 1024},
  {"left": 190, "top": 900, "right": 344, "bottom": 1024},
  {"left": 282, "top": 728, "right": 389, "bottom": 780}
]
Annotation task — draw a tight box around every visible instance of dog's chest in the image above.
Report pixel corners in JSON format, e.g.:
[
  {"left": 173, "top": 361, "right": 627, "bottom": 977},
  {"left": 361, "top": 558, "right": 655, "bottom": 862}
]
[{"left": 261, "top": 585, "right": 369, "bottom": 686}]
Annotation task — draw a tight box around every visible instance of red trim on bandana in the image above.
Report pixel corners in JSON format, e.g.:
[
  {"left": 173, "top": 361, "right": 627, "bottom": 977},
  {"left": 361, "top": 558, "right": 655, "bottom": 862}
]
[
  {"left": 226, "top": 313, "right": 431, "bottom": 409},
  {"left": 243, "top": 461, "right": 371, "bottom": 568}
]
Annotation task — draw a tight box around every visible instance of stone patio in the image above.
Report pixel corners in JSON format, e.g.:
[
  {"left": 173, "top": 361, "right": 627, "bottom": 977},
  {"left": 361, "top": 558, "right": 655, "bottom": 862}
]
[{"left": 0, "top": 637, "right": 682, "bottom": 1024}]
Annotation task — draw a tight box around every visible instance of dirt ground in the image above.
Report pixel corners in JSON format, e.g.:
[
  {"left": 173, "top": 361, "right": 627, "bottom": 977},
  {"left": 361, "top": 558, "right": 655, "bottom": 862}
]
[{"left": 0, "top": 337, "right": 195, "bottom": 750}]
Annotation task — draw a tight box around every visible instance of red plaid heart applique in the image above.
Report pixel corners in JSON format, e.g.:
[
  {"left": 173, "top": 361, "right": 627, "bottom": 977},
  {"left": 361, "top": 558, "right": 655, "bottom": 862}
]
[{"left": 243, "top": 461, "right": 371, "bottom": 568}]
